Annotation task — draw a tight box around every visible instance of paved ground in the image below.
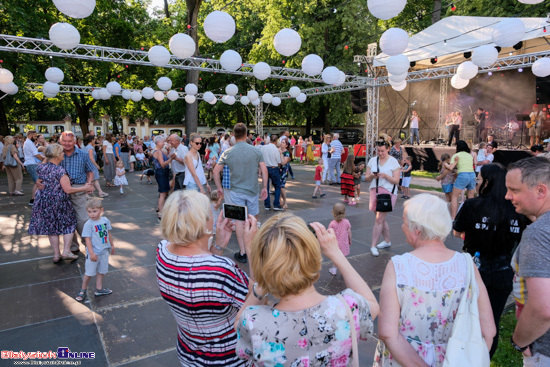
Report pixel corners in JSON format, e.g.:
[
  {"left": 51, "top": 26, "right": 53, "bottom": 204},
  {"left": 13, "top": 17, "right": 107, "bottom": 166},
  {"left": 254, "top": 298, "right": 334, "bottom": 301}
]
[{"left": 0, "top": 164, "right": 463, "bottom": 366}]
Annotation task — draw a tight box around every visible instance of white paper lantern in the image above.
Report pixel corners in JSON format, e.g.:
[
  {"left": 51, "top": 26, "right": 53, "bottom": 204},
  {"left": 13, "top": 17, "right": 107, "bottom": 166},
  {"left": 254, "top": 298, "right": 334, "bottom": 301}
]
[
  {"left": 45, "top": 67, "right": 64, "bottom": 83},
  {"left": 53, "top": 0, "right": 96, "bottom": 18},
  {"left": 386, "top": 54, "right": 409, "bottom": 75},
  {"left": 251, "top": 98, "right": 261, "bottom": 106},
  {"left": 224, "top": 95, "right": 236, "bottom": 105},
  {"left": 389, "top": 78, "right": 405, "bottom": 87},
  {"left": 518, "top": 0, "right": 544, "bottom": 3},
  {"left": 169, "top": 33, "right": 195, "bottom": 59},
  {"left": 0, "top": 69, "right": 14, "bottom": 84},
  {"left": 392, "top": 81, "right": 407, "bottom": 91},
  {"left": 253, "top": 62, "right": 271, "bottom": 80},
  {"left": 185, "top": 94, "right": 196, "bottom": 104},
  {"left": 272, "top": 97, "right": 281, "bottom": 106},
  {"left": 43, "top": 81, "right": 60, "bottom": 96},
  {"left": 203, "top": 91, "right": 215, "bottom": 103},
  {"left": 106, "top": 81, "right": 121, "bottom": 95},
  {"left": 334, "top": 71, "right": 346, "bottom": 86},
  {"left": 49, "top": 22, "right": 81, "bottom": 50},
  {"left": 273, "top": 28, "right": 302, "bottom": 56},
  {"left": 451, "top": 75, "right": 469, "bottom": 89},
  {"left": 203, "top": 10, "right": 236, "bottom": 43},
  {"left": 380, "top": 28, "right": 409, "bottom": 56},
  {"left": 184, "top": 83, "right": 198, "bottom": 95},
  {"left": 121, "top": 90, "right": 132, "bottom": 100},
  {"left": 532, "top": 57, "right": 550, "bottom": 77},
  {"left": 262, "top": 93, "right": 273, "bottom": 104},
  {"left": 296, "top": 93, "right": 307, "bottom": 103},
  {"left": 368, "top": 0, "right": 406, "bottom": 20},
  {"left": 457, "top": 61, "right": 479, "bottom": 80},
  {"left": 141, "top": 87, "right": 155, "bottom": 100},
  {"left": 157, "top": 77, "right": 172, "bottom": 91},
  {"left": 388, "top": 72, "right": 407, "bottom": 84},
  {"left": 302, "top": 54, "right": 324, "bottom": 76},
  {"left": 0, "top": 82, "right": 18, "bottom": 95},
  {"left": 167, "top": 90, "right": 179, "bottom": 101},
  {"left": 240, "top": 96, "right": 250, "bottom": 105},
  {"left": 154, "top": 91, "right": 165, "bottom": 101},
  {"left": 130, "top": 91, "right": 142, "bottom": 102},
  {"left": 492, "top": 18, "right": 525, "bottom": 48},
  {"left": 99, "top": 88, "right": 111, "bottom": 100},
  {"left": 220, "top": 50, "right": 242, "bottom": 71},
  {"left": 289, "top": 86, "right": 301, "bottom": 98},
  {"left": 322, "top": 66, "right": 340, "bottom": 85},
  {"left": 91, "top": 89, "right": 100, "bottom": 99},
  {"left": 43, "top": 91, "right": 57, "bottom": 99},
  {"left": 247, "top": 90, "right": 259, "bottom": 101},
  {"left": 472, "top": 45, "right": 499, "bottom": 68},
  {"left": 209, "top": 97, "right": 217, "bottom": 105},
  {"left": 225, "top": 84, "right": 238, "bottom": 96},
  {"left": 148, "top": 46, "right": 171, "bottom": 67}
]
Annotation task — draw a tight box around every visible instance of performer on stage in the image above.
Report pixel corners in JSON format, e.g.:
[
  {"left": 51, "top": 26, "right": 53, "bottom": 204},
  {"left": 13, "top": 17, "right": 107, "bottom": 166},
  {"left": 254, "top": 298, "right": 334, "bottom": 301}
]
[
  {"left": 409, "top": 110, "right": 420, "bottom": 145},
  {"left": 528, "top": 104, "right": 545, "bottom": 146},
  {"left": 446, "top": 111, "right": 462, "bottom": 146},
  {"left": 475, "top": 107, "right": 487, "bottom": 143},
  {"left": 502, "top": 120, "right": 520, "bottom": 143}
]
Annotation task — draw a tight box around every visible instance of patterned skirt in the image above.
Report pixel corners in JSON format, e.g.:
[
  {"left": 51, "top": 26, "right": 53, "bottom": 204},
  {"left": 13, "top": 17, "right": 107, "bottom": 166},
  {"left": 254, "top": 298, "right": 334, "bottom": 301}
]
[{"left": 340, "top": 172, "right": 355, "bottom": 197}]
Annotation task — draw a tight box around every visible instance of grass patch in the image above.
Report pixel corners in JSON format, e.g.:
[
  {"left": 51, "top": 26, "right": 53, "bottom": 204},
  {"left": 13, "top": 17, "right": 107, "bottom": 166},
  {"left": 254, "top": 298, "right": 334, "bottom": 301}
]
[
  {"left": 409, "top": 184, "right": 443, "bottom": 193},
  {"left": 411, "top": 170, "right": 439, "bottom": 179},
  {"left": 491, "top": 310, "right": 522, "bottom": 367}
]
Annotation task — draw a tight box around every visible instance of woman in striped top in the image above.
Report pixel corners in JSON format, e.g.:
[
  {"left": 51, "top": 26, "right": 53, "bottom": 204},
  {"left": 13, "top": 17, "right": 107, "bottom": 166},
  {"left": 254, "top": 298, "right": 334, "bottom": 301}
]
[{"left": 156, "top": 190, "right": 249, "bottom": 366}]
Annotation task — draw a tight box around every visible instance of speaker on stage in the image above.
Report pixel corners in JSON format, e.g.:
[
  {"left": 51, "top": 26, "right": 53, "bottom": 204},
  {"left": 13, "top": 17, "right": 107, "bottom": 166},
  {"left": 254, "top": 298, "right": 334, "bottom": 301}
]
[
  {"left": 536, "top": 76, "right": 550, "bottom": 105},
  {"left": 351, "top": 89, "right": 368, "bottom": 114}
]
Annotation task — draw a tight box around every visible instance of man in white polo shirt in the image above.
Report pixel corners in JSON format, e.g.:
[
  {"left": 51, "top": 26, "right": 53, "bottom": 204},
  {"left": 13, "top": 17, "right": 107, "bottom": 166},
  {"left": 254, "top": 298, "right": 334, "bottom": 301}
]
[
  {"left": 261, "top": 134, "right": 283, "bottom": 211},
  {"left": 329, "top": 133, "right": 343, "bottom": 184},
  {"left": 23, "top": 130, "right": 45, "bottom": 206},
  {"left": 168, "top": 134, "right": 188, "bottom": 190}
]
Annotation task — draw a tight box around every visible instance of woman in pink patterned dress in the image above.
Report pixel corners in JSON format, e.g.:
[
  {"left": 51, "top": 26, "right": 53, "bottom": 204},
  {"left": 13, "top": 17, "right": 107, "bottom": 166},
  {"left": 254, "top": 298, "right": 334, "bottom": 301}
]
[{"left": 328, "top": 203, "right": 352, "bottom": 275}]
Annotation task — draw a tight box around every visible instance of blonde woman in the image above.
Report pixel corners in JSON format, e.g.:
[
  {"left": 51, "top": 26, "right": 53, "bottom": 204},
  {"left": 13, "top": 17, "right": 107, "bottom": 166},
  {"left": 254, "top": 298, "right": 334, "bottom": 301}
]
[
  {"left": 183, "top": 133, "right": 210, "bottom": 194},
  {"left": 1, "top": 135, "right": 24, "bottom": 195},
  {"left": 156, "top": 190, "right": 249, "bottom": 366},
  {"left": 102, "top": 134, "right": 116, "bottom": 187},
  {"left": 235, "top": 213, "right": 379, "bottom": 366}
]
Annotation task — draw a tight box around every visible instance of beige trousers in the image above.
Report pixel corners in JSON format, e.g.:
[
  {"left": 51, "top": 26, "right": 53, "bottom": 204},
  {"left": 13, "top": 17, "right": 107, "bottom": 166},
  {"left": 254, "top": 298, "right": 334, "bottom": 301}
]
[
  {"left": 69, "top": 187, "right": 89, "bottom": 252},
  {"left": 6, "top": 165, "right": 23, "bottom": 193}
]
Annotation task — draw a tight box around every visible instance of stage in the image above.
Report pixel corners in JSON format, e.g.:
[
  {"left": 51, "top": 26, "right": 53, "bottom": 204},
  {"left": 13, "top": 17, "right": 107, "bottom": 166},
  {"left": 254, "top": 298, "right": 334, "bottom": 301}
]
[{"left": 404, "top": 144, "right": 532, "bottom": 172}]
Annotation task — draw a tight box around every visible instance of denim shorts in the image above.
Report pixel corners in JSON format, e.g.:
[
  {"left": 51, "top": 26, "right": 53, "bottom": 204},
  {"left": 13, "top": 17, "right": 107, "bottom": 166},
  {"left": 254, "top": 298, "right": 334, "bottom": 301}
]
[
  {"left": 186, "top": 181, "right": 205, "bottom": 193},
  {"left": 154, "top": 168, "right": 170, "bottom": 193},
  {"left": 442, "top": 183, "right": 454, "bottom": 193},
  {"left": 26, "top": 164, "right": 39, "bottom": 183},
  {"left": 229, "top": 190, "right": 259, "bottom": 216},
  {"left": 454, "top": 172, "right": 476, "bottom": 191}
]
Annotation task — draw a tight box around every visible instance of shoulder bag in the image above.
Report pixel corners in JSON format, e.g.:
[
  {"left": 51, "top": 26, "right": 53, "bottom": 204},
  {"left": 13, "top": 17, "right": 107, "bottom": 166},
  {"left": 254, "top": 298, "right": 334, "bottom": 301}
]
[
  {"left": 442, "top": 253, "right": 490, "bottom": 367},
  {"left": 4, "top": 145, "right": 18, "bottom": 167},
  {"left": 336, "top": 294, "right": 360, "bottom": 367},
  {"left": 375, "top": 157, "right": 396, "bottom": 212}
]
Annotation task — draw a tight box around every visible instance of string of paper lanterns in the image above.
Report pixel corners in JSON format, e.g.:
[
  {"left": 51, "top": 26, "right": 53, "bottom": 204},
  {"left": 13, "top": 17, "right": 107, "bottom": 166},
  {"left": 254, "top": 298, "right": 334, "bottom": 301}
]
[
  {"left": 148, "top": 46, "right": 171, "bottom": 67},
  {"left": 49, "top": 23, "right": 81, "bottom": 50},
  {"left": 367, "top": 0, "right": 406, "bottom": 20},
  {"left": 0, "top": 69, "right": 14, "bottom": 84},
  {"left": 141, "top": 87, "right": 155, "bottom": 100},
  {"left": 53, "top": 0, "right": 96, "bottom": 19},
  {"left": 45, "top": 67, "right": 64, "bottom": 83},
  {"left": 273, "top": 28, "right": 302, "bottom": 56},
  {"left": 169, "top": 33, "right": 196, "bottom": 59},
  {"left": 380, "top": 28, "right": 409, "bottom": 56},
  {"left": 203, "top": 11, "right": 236, "bottom": 43}
]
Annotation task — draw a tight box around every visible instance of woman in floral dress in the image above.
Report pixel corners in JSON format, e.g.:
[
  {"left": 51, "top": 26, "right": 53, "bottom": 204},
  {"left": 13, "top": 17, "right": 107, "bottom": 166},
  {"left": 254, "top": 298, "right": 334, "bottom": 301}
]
[
  {"left": 28, "top": 144, "right": 93, "bottom": 263},
  {"left": 235, "top": 213, "right": 379, "bottom": 366},
  {"left": 376, "top": 194, "right": 495, "bottom": 366}
]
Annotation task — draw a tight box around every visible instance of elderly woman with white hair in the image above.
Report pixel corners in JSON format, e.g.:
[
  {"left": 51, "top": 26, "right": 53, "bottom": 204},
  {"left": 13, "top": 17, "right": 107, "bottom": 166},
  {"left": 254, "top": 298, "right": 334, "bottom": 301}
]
[
  {"left": 156, "top": 190, "right": 249, "bottom": 366},
  {"left": 151, "top": 135, "right": 173, "bottom": 219},
  {"left": 376, "top": 194, "right": 495, "bottom": 366}
]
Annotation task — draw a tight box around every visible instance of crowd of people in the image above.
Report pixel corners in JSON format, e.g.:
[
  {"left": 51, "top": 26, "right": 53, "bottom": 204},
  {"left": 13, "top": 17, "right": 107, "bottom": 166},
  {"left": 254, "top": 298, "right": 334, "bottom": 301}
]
[{"left": 2, "top": 123, "right": 550, "bottom": 366}]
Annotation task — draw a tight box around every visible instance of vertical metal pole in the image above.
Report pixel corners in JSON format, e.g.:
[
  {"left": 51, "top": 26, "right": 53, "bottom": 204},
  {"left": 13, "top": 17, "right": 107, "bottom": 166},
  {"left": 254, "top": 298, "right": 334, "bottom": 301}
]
[
  {"left": 438, "top": 78, "right": 448, "bottom": 141},
  {"left": 255, "top": 102, "right": 264, "bottom": 137},
  {"left": 365, "top": 85, "right": 379, "bottom": 162}
]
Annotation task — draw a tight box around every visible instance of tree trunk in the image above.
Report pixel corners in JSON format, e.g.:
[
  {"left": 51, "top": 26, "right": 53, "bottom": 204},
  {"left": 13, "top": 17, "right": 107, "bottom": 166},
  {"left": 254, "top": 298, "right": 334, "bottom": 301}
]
[
  {"left": 74, "top": 94, "right": 95, "bottom": 136},
  {"left": 185, "top": 0, "right": 202, "bottom": 134},
  {"left": 432, "top": 0, "right": 442, "bottom": 24},
  {"left": 0, "top": 96, "right": 9, "bottom": 136},
  {"left": 306, "top": 115, "right": 312, "bottom": 137},
  {"left": 163, "top": 0, "right": 171, "bottom": 18}
]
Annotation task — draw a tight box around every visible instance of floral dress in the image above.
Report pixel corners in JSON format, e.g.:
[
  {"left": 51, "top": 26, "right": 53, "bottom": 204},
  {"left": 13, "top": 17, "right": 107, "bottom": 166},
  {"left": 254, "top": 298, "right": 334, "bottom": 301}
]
[
  {"left": 28, "top": 163, "right": 77, "bottom": 235},
  {"left": 280, "top": 150, "right": 290, "bottom": 188},
  {"left": 236, "top": 289, "right": 374, "bottom": 367},
  {"left": 374, "top": 252, "right": 469, "bottom": 367}
]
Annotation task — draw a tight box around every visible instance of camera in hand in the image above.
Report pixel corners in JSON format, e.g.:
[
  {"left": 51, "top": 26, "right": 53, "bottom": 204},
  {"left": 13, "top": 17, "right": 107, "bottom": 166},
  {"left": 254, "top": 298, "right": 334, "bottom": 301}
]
[{"left": 223, "top": 204, "right": 248, "bottom": 221}]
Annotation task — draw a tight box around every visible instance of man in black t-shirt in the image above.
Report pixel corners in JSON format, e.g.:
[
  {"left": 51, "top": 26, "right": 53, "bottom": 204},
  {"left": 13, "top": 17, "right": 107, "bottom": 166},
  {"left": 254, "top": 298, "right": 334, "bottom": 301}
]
[{"left": 475, "top": 108, "right": 487, "bottom": 143}]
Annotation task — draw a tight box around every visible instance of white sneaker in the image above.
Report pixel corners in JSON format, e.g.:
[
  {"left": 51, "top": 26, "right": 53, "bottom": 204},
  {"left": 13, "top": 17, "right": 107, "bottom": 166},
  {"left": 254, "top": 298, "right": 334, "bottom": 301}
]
[
  {"left": 356, "top": 196, "right": 361, "bottom": 200},
  {"left": 370, "top": 247, "right": 379, "bottom": 257},
  {"left": 376, "top": 241, "right": 391, "bottom": 249},
  {"left": 120, "top": 188, "right": 124, "bottom": 195}
]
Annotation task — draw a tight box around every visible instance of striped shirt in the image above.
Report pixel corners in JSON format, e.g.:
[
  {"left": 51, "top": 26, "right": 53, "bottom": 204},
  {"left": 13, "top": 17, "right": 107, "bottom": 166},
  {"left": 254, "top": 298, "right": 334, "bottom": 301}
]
[
  {"left": 59, "top": 148, "right": 94, "bottom": 184},
  {"left": 331, "top": 139, "right": 343, "bottom": 159},
  {"left": 156, "top": 240, "right": 249, "bottom": 366}
]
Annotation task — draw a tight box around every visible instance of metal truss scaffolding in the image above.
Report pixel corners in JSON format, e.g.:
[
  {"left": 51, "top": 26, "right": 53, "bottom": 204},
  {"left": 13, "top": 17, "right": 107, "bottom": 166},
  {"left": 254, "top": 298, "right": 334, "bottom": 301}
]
[
  {"left": 438, "top": 78, "right": 448, "bottom": 140},
  {"left": 365, "top": 86, "right": 379, "bottom": 161}
]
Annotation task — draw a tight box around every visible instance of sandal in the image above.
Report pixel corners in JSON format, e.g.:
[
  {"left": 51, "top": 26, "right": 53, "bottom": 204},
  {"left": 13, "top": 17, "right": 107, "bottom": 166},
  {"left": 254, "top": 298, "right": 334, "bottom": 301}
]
[
  {"left": 75, "top": 289, "right": 87, "bottom": 302},
  {"left": 53, "top": 256, "right": 61, "bottom": 264},
  {"left": 61, "top": 252, "right": 78, "bottom": 260}
]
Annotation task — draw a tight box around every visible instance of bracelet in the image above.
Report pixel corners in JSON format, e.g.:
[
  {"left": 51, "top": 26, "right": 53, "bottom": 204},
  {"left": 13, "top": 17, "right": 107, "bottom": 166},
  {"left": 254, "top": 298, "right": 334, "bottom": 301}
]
[
  {"left": 212, "top": 242, "right": 225, "bottom": 252},
  {"left": 253, "top": 283, "right": 269, "bottom": 300},
  {"left": 510, "top": 337, "right": 529, "bottom": 353}
]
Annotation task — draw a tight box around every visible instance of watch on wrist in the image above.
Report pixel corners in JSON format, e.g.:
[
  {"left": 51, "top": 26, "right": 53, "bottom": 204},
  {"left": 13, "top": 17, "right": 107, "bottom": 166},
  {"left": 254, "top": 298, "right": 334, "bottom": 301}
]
[
  {"left": 253, "top": 283, "right": 269, "bottom": 300},
  {"left": 212, "top": 242, "right": 224, "bottom": 252},
  {"left": 510, "top": 337, "right": 529, "bottom": 352}
]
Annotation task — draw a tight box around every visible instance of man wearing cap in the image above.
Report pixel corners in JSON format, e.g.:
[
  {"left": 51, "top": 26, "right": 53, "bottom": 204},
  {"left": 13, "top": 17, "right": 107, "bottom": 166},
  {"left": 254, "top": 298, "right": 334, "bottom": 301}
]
[{"left": 529, "top": 104, "right": 545, "bottom": 147}]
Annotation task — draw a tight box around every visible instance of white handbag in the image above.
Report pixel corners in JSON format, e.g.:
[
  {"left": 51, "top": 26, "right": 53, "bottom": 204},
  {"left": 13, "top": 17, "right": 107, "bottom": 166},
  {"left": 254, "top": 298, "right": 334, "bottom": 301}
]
[{"left": 442, "top": 253, "right": 490, "bottom": 367}]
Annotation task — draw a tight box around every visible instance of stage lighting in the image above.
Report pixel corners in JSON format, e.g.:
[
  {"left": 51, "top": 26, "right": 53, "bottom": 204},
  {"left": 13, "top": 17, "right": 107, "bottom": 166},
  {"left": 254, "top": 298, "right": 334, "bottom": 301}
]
[
  {"left": 518, "top": 68, "right": 523, "bottom": 72},
  {"left": 430, "top": 57, "right": 438, "bottom": 64},
  {"left": 464, "top": 51, "right": 472, "bottom": 59},
  {"left": 410, "top": 61, "right": 416, "bottom": 67},
  {"left": 513, "top": 41, "right": 523, "bottom": 50},
  {"left": 488, "top": 71, "right": 493, "bottom": 76},
  {"left": 495, "top": 46, "right": 502, "bottom": 53}
]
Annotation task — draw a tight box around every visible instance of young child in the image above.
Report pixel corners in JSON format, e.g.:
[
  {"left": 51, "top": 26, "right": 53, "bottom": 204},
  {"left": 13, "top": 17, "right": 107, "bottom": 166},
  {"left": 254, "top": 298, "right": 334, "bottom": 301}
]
[
  {"left": 340, "top": 154, "right": 356, "bottom": 205},
  {"left": 354, "top": 162, "right": 365, "bottom": 200},
  {"left": 135, "top": 148, "right": 148, "bottom": 170},
  {"left": 312, "top": 158, "right": 326, "bottom": 198},
  {"left": 328, "top": 203, "right": 351, "bottom": 275},
  {"left": 210, "top": 190, "right": 223, "bottom": 231},
  {"left": 140, "top": 168, "right": 154, "bottom": 184},
  {"left": 114, "top": 160, "right": 128, "bottom": 195},
  {"left": 401, "top": 156, "right": 413, "bottom": 199},
  {"left": 75, "top": 198, "right": 115, "bottom": 302},
  {"left": 205, "top": 156, "right": 216, "bottom": 181},
  {"left": 475, "top": 142, "right": 487, "bottom": 176},
  {"left": 436, "top": 153, "right": 456, "bottom": 203}
]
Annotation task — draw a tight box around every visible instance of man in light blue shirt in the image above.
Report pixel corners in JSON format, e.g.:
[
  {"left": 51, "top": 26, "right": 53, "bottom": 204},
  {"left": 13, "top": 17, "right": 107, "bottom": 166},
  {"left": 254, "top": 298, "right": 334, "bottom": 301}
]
[
  {"left": 23, "top": 130, "right": 45, "bottom": 205},
  {"left": 329, "top": 133, "right": 343, "bottom": 184}
]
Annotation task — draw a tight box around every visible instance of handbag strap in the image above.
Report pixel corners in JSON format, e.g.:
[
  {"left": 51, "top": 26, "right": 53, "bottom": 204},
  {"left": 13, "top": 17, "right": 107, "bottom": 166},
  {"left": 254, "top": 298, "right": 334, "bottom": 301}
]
[
  {"left": 457, "top": 253, "right": 477, "bottom": 314},
  {"left": 336, "top": 294, "right": 360, "bottom": 367}
]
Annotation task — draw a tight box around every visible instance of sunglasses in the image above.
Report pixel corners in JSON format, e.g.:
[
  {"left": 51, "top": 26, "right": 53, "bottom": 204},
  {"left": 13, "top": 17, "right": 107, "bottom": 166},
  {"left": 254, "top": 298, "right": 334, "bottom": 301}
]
[
  {"left": 193, "top": 141, "right": 202, "bottom": 145},
  {"left": 376, "top": 141, "right": 388, "bottom": 147}
]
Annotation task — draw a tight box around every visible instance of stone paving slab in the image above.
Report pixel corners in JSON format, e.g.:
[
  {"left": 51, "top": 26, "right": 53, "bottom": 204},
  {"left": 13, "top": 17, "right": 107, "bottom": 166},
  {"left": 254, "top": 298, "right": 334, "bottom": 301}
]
[{"left": 0, "top": 164, "right": 460, "bottom": 366}]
